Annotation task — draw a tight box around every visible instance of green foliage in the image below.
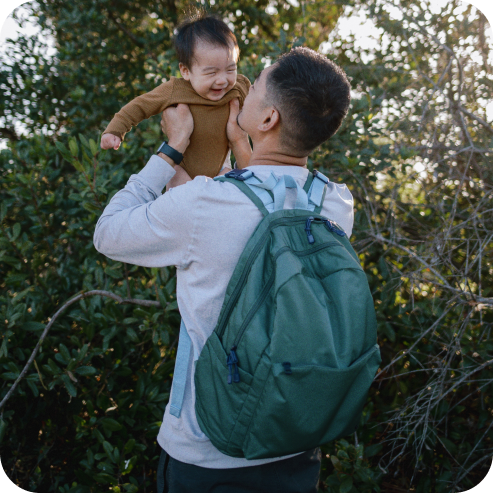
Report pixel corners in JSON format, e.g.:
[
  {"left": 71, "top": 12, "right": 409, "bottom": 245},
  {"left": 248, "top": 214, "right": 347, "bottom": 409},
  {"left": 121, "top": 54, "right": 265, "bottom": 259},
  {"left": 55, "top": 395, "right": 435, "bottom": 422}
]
[
  {"left": 324, "top": 438, "right": 382, "bottom": 493},
  {"left": 1, "top": 0, "right": 492, "bottom": 492}
]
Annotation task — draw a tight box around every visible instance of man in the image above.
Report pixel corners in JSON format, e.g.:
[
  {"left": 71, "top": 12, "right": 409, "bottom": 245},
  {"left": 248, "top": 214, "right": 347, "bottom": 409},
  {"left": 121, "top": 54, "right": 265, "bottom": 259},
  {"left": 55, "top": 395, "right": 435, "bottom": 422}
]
[{"left": 94, "top": 47, "right": 352, "bottom": 493}]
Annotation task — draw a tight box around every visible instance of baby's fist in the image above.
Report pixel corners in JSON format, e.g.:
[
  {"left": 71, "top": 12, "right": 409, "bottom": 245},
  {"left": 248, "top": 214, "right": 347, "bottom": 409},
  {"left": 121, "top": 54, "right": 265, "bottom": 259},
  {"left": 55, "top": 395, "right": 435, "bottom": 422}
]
[{"left": 101, "top": 134, "right": 121, "bottom": 150}]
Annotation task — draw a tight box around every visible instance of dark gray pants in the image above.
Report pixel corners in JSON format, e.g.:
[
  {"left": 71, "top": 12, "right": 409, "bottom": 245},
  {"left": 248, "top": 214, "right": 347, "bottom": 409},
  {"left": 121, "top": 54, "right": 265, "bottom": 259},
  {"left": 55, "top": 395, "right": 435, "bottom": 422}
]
[{"left": 156, "top": 447, "right": 321, "bottom": 493}]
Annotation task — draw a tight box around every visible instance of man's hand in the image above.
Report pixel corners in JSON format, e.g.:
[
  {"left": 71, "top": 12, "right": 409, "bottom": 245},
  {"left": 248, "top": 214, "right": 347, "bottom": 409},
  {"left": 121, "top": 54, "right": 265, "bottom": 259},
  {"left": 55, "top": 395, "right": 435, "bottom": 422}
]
[
  {"left": 227, "top": 99, "right": 252, "bottom": 169},
  {"left": 226, "top": 99, "right": 248, "bottom": 147},
  {"left": 161, "top": 104, "right": 194, "bottom": 155},
  {"left": 101, "top": 134, "right": 121, "bottom": 150}
]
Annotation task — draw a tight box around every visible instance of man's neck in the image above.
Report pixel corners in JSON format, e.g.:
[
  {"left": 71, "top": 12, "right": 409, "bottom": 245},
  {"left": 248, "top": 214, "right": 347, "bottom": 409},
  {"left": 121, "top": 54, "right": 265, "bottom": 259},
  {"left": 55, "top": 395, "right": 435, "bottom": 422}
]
[{"left": 248, "top": 148, "right": 308, "bottom": 169}]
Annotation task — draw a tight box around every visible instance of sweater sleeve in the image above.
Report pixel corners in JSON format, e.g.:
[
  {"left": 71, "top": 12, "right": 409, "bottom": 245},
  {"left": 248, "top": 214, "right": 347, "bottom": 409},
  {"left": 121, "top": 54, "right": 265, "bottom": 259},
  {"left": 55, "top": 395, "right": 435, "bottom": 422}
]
[
  {"left": 93, "top": 154, "right": 198, "bottom": 268},
  {"left": 103, "top": 80, "right": 175, "bottom": 141}
]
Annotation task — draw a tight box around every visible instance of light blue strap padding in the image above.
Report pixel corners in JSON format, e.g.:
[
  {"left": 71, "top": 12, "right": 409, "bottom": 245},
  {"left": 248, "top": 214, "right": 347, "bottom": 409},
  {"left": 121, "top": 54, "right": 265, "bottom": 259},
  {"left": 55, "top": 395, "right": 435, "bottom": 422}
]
[
  {"left": 169, "top": 320, "right": 192, "bottom": 418},
  {"left": 248, "top": 173, "right": 310, "bottom": 212},
  {"left": 284, "top": 175, "right": 309, "bottom": 210},
  {"left": 307, "top": 171, "right": 328, "bottom": 211},
  {"left": 243, "top": 175, "right": 276, "bottom": 213}
]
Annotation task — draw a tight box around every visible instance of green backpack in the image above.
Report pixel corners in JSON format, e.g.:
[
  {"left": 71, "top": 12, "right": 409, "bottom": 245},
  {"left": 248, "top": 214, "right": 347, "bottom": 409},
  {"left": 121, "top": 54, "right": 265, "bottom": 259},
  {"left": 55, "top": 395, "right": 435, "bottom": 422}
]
[{"left": 190, "top": 168, "right": 381, "bottom": 460}]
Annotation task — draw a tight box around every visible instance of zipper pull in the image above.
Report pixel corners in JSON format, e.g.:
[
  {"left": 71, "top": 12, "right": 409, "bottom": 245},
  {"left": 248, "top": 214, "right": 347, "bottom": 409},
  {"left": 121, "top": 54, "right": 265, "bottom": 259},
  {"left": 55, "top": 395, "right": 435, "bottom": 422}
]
[
  {"left": 226, "top": 346, "right": 240, "bottom": 384},
  {"left": 325, "top": 219, "right": 346, "bottom": 237},
  {"left": 305, "top": 217, "right": 315, "bottom": 244}
]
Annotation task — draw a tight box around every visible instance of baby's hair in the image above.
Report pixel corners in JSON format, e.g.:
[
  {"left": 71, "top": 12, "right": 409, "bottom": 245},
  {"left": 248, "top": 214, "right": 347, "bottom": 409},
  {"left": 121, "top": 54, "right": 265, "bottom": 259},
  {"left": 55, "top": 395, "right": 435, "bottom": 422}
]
[{"left": 174, "top": 9, "right": 239, "bottom": 69}]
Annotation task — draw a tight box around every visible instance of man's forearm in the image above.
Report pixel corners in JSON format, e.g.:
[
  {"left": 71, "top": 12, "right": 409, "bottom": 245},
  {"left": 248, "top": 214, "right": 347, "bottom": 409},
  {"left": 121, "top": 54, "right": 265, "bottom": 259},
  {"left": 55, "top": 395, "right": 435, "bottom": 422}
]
[{"left": 230, "top": 137, "right": 252, "bottom": 169}]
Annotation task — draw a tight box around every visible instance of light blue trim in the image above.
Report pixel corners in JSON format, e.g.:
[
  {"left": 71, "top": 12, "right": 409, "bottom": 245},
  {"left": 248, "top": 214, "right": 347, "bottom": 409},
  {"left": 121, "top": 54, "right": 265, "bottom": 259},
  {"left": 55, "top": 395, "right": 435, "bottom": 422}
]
[
  {"left": 307, "top": 171, "right": 328, "bottom": 211},
  {"left": 169, "top": 320, "right": 192, "bottom": 418},
  {"left": 247, "top": 172, "right": 310, "bottom": 212},
  {"left": 243, "top": 175, "right": 276, "bottom": 213}
]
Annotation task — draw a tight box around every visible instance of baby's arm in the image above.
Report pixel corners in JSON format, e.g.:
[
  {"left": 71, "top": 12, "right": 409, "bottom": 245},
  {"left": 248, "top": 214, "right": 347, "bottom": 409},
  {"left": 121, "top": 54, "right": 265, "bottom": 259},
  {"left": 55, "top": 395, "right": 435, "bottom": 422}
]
[{"left": 102, "top": 80, "right": 175, "bottom": 149}]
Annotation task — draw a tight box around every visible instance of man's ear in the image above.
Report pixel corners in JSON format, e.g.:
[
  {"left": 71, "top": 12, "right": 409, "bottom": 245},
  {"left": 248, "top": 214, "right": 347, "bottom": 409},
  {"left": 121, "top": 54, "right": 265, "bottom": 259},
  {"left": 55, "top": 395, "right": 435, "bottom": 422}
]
[
  {"left": 258, "top": 107, "right": 280, "bottom": 132},
  {"left": 179, "top": 63, "right": 191, "bottom": 80}
]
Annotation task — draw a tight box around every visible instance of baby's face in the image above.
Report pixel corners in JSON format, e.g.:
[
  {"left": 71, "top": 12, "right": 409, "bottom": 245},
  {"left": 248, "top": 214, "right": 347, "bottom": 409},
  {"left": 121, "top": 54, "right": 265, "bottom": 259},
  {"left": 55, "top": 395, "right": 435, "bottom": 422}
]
[{"left": 179, "top": 41, "right": 238, "bottom": 101}]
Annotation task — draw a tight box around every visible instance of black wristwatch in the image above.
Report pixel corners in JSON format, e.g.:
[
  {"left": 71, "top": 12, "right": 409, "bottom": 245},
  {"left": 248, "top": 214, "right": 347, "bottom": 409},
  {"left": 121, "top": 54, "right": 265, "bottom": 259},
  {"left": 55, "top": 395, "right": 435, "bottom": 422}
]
[{"left": 156, "top": 141, "right": 183, "bottom": 164}]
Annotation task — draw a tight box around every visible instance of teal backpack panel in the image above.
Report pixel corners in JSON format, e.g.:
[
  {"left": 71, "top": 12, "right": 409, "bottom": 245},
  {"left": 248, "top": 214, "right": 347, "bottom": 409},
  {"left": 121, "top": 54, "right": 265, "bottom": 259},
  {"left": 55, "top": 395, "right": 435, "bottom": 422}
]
[{"left": 194, "top": 171, "right": 381, "bottom": 460}]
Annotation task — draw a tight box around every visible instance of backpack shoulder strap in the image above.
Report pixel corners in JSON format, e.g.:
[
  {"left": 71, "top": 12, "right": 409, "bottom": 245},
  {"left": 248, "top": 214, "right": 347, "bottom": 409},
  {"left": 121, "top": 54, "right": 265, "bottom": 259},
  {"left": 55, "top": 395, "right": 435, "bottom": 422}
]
[
  {"left": 215, "top": 172, "right": 270, "bottom": 217},
  {"left": 307, "top": 170, "right": 329, "bottom": 215},
  {"left": 303, "top": 172, "right": 315, "bottom": 193}
]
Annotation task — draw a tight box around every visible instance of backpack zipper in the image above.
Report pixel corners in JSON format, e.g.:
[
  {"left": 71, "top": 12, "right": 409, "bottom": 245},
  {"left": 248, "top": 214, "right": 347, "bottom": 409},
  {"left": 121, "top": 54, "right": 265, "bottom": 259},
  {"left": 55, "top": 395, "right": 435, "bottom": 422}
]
[
  {"left": 217, "top": 216, "right": 332, "bottom": 339},
  {"left": 225, "top": 240, "right": 338, "bottom": 384}
]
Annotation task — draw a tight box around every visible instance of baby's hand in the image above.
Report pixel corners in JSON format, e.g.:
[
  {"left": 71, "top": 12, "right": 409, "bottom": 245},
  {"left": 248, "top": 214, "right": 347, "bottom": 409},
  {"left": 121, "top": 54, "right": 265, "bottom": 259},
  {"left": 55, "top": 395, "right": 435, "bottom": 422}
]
[{"left": 101, "top": 134, "right": 122, "bottom": 150}]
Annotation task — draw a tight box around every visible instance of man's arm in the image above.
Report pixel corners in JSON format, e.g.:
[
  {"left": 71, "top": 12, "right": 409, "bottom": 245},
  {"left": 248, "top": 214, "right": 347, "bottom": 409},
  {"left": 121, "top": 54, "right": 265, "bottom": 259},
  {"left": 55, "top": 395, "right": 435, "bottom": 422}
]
[{"left": 94, "top": 104, "right": 195, "bottom": 267}]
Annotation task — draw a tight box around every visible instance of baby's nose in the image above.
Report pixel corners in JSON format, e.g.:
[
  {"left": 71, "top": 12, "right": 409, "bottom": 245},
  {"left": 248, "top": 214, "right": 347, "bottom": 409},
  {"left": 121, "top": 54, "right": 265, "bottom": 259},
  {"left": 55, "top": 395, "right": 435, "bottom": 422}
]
[{"left": 215, "top": 75, "right": 228, "bottom": 86}]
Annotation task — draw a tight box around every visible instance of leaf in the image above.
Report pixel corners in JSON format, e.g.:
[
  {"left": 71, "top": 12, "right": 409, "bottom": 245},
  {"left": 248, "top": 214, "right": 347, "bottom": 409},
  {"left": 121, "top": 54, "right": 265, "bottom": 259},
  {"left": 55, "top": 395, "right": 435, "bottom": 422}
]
[
  {"left": 104, "top": 267, "right": 121, "bottom": 279},
  {"left": 103, "top": 441, "right": 115, "bottom": 462},
  {"left": 69, "top": 138, "right": 79, "bottom": 156},
  {"left": 71, "top": 159, "right": 85, "bottom": 173},
  {"left": 11, "top": 223, "right": 21, "bottom": 241},
  {"left": 61, "top": 374, "right": 77, "bottom": 396},
  {"left": 22, "top": 321, "right": 45, "bottom": 331},
  {"left": 2, "top": 372, "right": 20, "bottom": 380},
  {"left": 100, "top": 417, "right": 123, "bottom": 431},
  {"left": 0, "top": 418, "right": 7, "bottom": 444},
  {"left": 93, "top": 473, "right": 117, "bottom": 485},
  {"left": 75, "top": 366, "right": 97, "bottom": 376},
  {"left": 79, "top": 133, "right": 90, "bottom": 150},
  {"left": 55, "top": 141, "right": 72, "bottom": 160},
  {"left": 77, "top": 344, "right": 89, "bottom": 362},
  {"left": 331, "top": 455, "right": 342, "bottom": 471},
  {"left": 123, "top": 438, "right": 135, "bottom": 454},
  {"left": 83, "top": 202, "right": 101, "bottom": 213},
  {"left": 364, "top": 443, "right": 382, "bottom": 458},
  {"left": 0, "top": 202, "right": 7, "bottom": 222},
  {"left": 157, "top": 288, "right": 167, "bottom": 308},
  {"left": 55, "top": 353, "right": 69, "bottom": 365},
  {"left": 89, "top": 138, "right": 98, "bottom": 156},
  {"left": 27, "top": 379, "right": 39, "bottom": 397},
  {"left": 59, "top": 343, "right": 71, "bottom": 362},
  {"left": 340, "top": 476, "right": 353, "bottom": 493},
  {"left": 440, "top": 436, "right": 457, "bottom": 455}
]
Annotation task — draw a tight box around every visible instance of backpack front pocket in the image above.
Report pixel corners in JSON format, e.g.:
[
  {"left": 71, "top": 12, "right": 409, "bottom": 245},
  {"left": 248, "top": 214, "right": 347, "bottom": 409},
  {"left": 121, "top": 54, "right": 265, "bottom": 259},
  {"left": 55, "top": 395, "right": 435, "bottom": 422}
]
[
  {"left": 194, "top": 331, "right": 253, "bottom": 457},
  {"left": 242, "top": 344, "right": 381, "bottom": 460}
]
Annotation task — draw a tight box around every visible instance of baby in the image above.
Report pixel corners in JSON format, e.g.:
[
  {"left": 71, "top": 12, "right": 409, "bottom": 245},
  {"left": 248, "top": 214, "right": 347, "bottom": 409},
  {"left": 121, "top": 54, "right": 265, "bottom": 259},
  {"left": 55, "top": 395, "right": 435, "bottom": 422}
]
[{"left": 101, "top": 11, "right": 251, "bottom": 179}]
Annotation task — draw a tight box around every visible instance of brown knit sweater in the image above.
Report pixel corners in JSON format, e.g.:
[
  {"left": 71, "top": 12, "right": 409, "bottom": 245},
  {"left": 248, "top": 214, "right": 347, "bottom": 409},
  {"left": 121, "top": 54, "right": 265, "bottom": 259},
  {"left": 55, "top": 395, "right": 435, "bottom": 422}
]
[{"left": 103, "top": 75, "right": 251, "bottom": 179}]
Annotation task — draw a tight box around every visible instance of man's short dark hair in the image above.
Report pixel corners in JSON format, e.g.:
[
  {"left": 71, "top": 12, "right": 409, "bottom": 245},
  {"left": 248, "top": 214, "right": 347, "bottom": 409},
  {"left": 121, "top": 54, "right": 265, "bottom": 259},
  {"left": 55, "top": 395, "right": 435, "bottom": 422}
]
[
  {"left": 175, "top": 10, "right": 239, "bottom": 69},
  {"left": 266, "top": 47, "right": 351, "bottom": 155}
]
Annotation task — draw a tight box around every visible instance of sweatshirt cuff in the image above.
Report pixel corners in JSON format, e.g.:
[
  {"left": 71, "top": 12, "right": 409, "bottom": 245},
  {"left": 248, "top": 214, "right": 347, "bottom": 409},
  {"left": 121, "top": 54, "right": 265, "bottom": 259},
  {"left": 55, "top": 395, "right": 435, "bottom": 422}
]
[{"left": 137, "top": 154, "right": 176, "bottom": 195}]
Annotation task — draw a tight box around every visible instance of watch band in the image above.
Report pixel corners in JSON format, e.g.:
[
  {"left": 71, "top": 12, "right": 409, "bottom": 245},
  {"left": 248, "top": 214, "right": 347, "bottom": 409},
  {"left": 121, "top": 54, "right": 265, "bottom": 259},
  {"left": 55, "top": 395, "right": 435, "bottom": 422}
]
[{"left": 157, "top": 141, "right": 183, "bottom": 164}]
